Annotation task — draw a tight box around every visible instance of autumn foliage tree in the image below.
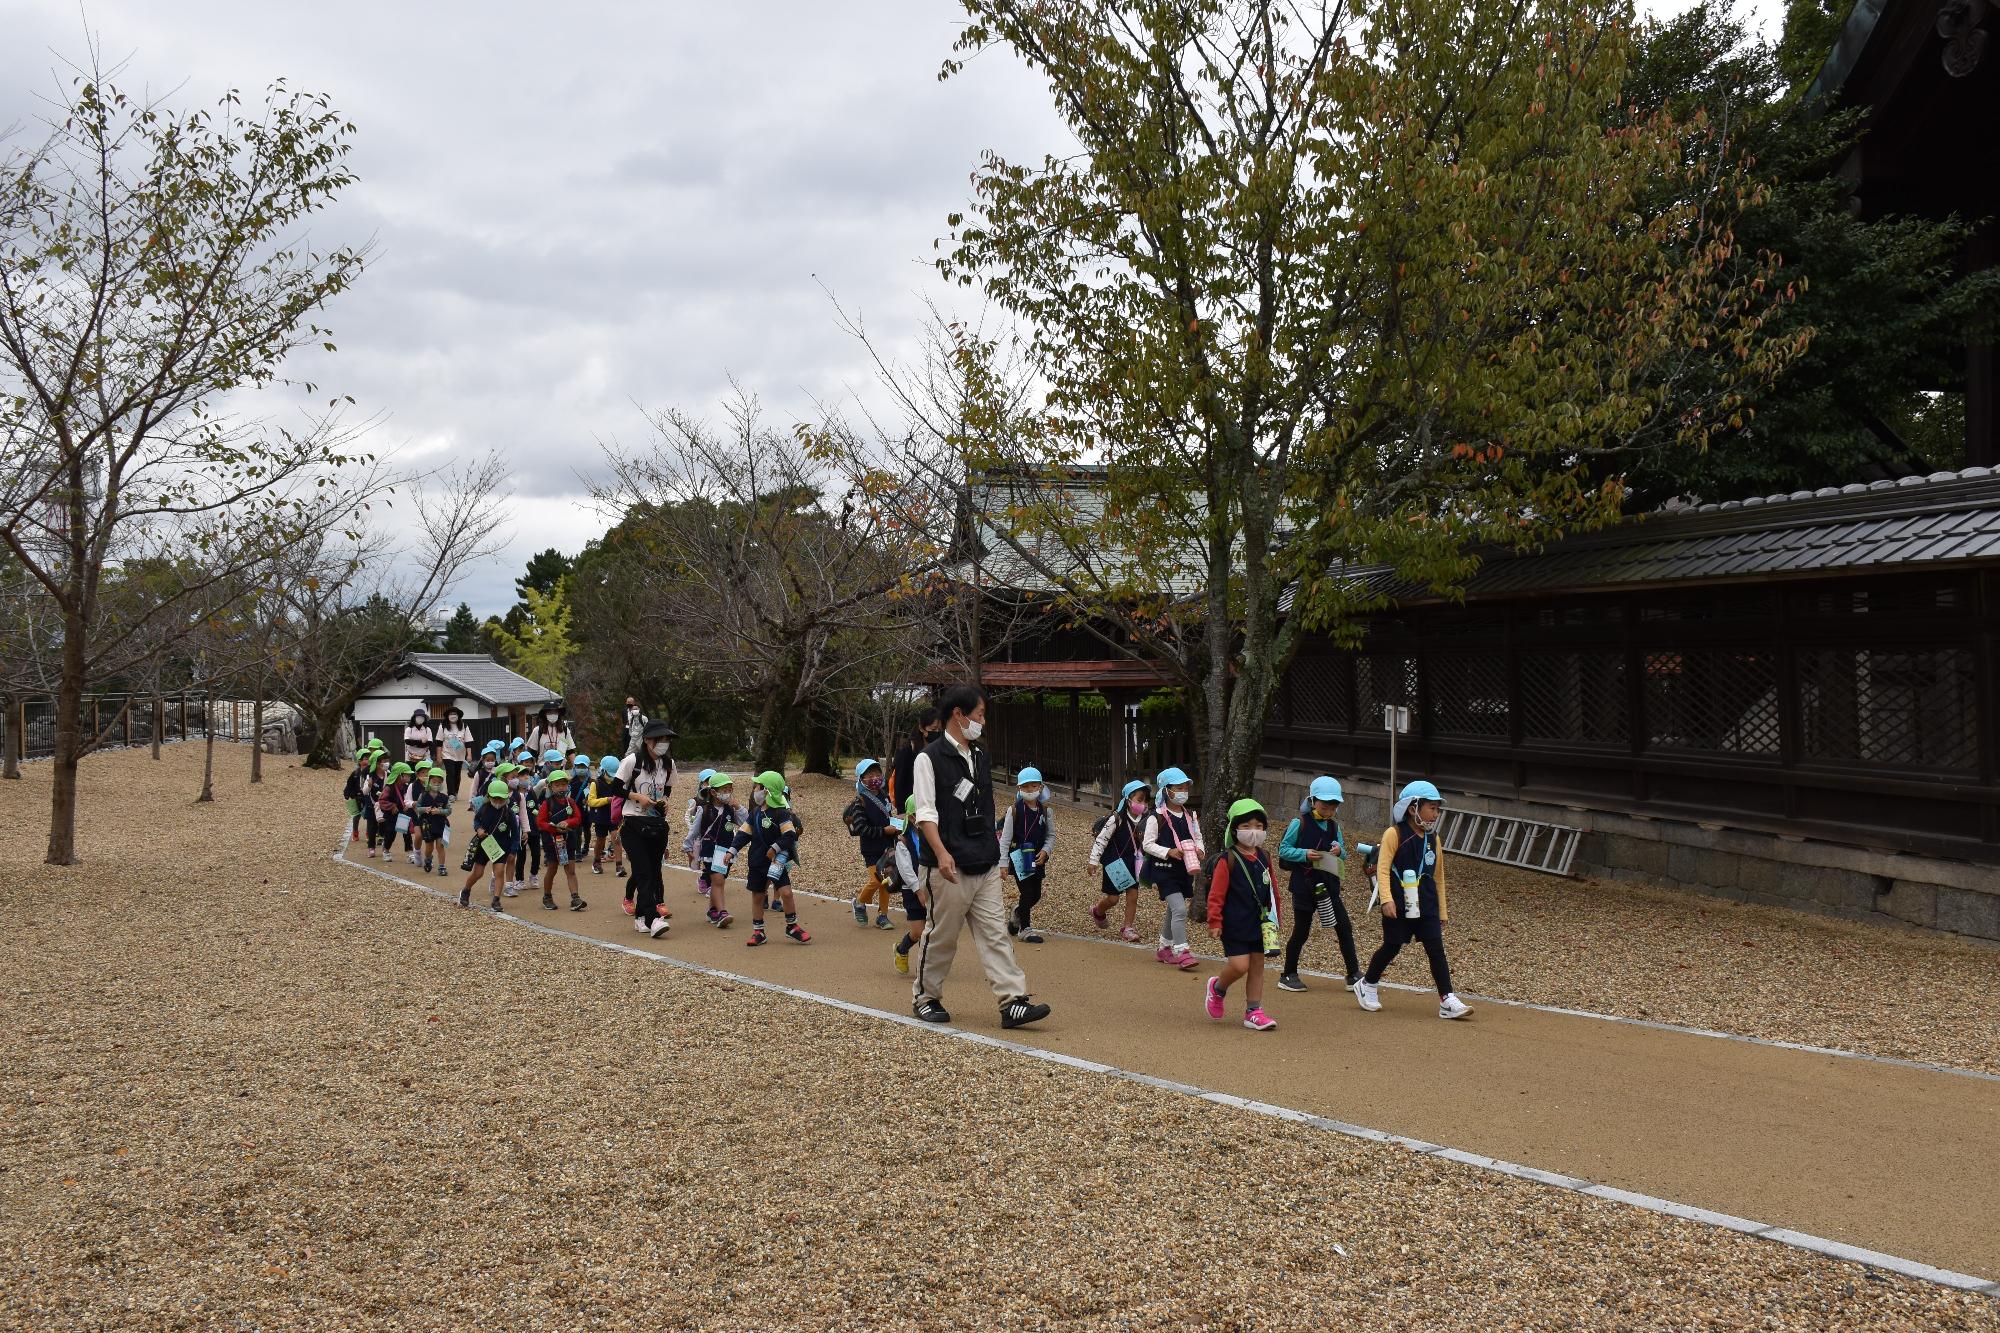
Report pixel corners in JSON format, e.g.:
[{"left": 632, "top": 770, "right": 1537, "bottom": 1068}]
[{"left": 935, "top": 0, "right": 1805, "bottom": 824}]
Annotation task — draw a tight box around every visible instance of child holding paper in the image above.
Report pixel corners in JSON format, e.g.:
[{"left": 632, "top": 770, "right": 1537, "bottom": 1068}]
[
  {"left": 691, "top": 773, "right": 743, "bottom": 928},
  {"left": 1087, "top": 779, "right": 1151, "bottom": 942},
  {"left": 462, "top": 779, "right": 518, "bottom": 912},
  {"left": 998, "top": 767, "right": 1055, "bottom": 943}
]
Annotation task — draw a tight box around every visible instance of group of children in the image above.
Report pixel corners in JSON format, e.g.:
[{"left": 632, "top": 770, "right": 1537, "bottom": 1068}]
[
  {"left": 836, "top": 759, "right": 1473, "bottom": 1032},
  {"left": 345, "top": 725, "right": 1472, "bottom": 1035}
]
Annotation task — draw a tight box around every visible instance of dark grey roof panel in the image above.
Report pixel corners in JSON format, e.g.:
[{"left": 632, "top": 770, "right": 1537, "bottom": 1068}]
[{"left": 1345, "top": 467, "right": 2000, "bottom": 602}]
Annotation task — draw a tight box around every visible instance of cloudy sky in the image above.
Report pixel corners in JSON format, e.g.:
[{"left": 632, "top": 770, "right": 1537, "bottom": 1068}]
[
  {"left": 1, "top": 1, "right": 1076, "bottom": 617},
  {"left": 3, "top": 1, "right": 1783, "bottom": 620}
]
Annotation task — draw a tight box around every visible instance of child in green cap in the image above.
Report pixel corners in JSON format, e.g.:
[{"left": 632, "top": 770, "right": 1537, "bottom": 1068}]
[
  {"left": 732, "top": 771, "right": 810, "bottom": 946},
  {"left": 1203, "top": 798, "right": 1280, "bottom": 1032}
]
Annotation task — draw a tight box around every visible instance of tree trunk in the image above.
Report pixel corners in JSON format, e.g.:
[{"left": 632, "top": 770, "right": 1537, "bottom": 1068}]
[
  {"left": 250, "top": 692, "right": 265, "bottom": 783},
  {"left": 802, "top": 710, "right": 836, "bottom": 777},
  {"left": 45, "top": 628, "right": 87, "bottom": 864},
  {"left": 198, "top": 725, "right": 216, "bottom": 803},
  {"left": 3, "top": 693, "right": 20, "bottom": 780},
  {"left": 150, "top": 695, "right": 163, "bottom": 760},
  {"left": 301, "top": 693, "right": 363, "bottom": 769}
]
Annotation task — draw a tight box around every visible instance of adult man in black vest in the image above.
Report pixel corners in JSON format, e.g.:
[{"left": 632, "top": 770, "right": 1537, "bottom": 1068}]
[{"left": 909, "top": 684, "right": 1051, "bottom": 1029}]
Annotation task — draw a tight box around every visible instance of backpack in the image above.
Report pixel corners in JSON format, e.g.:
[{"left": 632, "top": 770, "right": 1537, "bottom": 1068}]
[
  {"left": 1090, "top": 814, "right": 1109, "bottom": 838},
  {"left": 843, "top": 795, "right": 869, "bottom": 837}
]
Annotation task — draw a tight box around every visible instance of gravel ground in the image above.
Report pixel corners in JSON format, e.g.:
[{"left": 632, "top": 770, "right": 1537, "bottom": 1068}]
[
  {"left": 783, "top": 771, "right": 2000, "bottom": 1077},
  {"left": 3, "top": 745, "right": 1996, "bottom": 1330}
]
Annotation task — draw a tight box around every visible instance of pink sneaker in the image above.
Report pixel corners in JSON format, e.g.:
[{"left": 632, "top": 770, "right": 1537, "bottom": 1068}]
[
  {"left": 1119, "top": 925, "right": 1140, "bottom": 942},
  {"left": 1090, "top": 904, "right": 1108, "bottom": 929},
  {"left": 1204, "top": 978, "right": 1226, "bottom": 1021},
  {"left": 1174, "top": 949, "right": 1199, "bottom": 971},
  {"left": 1244, "top": 1007, "right": 1277, "bottom": 1032},
  {"left": 1155, "top": 946, "right": 1175, "bottom": 964}
]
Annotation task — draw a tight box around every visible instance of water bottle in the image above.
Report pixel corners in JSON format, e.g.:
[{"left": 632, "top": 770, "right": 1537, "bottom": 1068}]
[
  {"left": 773, "top": 849, "right": 792, "bottom": 879},
  {"left": 1400, "top": 867, "right": 1420, "bottom": 917},
  {"left": 1314, "top": 885, "right": 1339, "bottom": 929},
  {"left": 1260, "top": 911, "right": 1280, "bottom": 957}
]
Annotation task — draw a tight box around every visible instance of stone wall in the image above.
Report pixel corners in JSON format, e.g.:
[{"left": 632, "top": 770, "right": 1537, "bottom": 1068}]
[{"left": 1254, "top": 764, "right": 2000, "bottom": 943}]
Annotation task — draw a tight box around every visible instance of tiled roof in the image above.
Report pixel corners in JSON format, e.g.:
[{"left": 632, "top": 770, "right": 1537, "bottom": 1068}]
[
  {"left": 915, "top": 659, "right": 1177, "bottom": 690},
  {"left": 1346, "top": 466, "right": 2000, "bottom": 603},
  {"left": 402, "top": 654, "right": 554, "bottom": 707}
]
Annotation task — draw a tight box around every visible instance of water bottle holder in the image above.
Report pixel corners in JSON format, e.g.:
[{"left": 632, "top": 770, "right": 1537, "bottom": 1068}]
[{"left": 1315, "top": 897, "right": 1340, "bottom": 929}]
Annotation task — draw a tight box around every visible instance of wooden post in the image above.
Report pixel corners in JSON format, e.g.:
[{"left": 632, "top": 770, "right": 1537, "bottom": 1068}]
[
  {"left": 1069, "top": 690, "right": 1081, "bottom": 800},
  {"left": 123, "top": 699, "right": 133, "bottom": 749},
  {"left": 179, "top": 694, "right": 188, "bottom": 740},
  {"left": 92, "top": 696, "right": 100, "bottom": 744}
]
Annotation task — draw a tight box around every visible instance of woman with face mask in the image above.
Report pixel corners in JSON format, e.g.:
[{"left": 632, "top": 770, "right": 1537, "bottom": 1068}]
[
  {"left": 403, "top": 708, "right": 435, "bottom": 767},
  {"left": 614, "top": 721, "right": 678, "bottom": 939},
  {"left": 1203, "top": 798, "right": 1280, "bottom": 1031},
  {"left": 527, "top": 701, "right": 574, "bottom": 758},
  {"left": 437, "top": 707, "right": 473, "bottom": 800},
  {"left": 1354, "top": 780, "right": 1471, "bottom": 1021},
  {"left": 1140, "top": 767, "right": 1204, "bottom": 970},
  {"left": 1087, "top": 779, "right": 1152, "bottom": 942}
]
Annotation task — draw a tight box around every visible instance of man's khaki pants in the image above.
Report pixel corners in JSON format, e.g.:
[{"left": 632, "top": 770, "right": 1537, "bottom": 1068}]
[{"left": 913, "top": 863, "right": 1028, "bottom": 1007}]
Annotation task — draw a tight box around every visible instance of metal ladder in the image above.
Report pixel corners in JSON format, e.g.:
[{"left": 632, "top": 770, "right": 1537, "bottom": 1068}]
[{"left": 1438, "top": 808, "right": 1580, "bottom": 876}]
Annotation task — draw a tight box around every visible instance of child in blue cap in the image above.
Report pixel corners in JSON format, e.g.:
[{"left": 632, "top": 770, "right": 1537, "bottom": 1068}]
[
  {"left": 1087, "top": 778, "right": 1151, "bottom": 942},
  {"left": 1275, "top": 775, "right": 1360, "bottom": 992},
  {"left": 1355, "top": 780, "right": 1471, "bottom": 1020},
  {"left": 999, "top": 767, "right": 1055, "bottom": 943}
]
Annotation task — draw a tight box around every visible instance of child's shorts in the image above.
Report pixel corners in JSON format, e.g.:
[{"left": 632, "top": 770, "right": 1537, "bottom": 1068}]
[
  {"left": 900, "top": 887, "right": 927, "bottom": 922},
  {"left": 747, "top": 861, "right": 792, "bottom": 893},
  {"left": 1221, "top": 936, "right": 1264, "bottom": 958},
  {"left": 420, "top": 819, "right": 447, "bottom": 843}
]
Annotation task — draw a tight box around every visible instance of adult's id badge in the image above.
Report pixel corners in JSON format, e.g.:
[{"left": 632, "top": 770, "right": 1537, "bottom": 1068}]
[{"left": 952, "top": 778, "right": 973, "bottom": 801}]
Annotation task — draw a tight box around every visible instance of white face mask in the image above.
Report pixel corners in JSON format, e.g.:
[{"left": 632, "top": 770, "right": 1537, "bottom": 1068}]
[
  {"left": 1020, "top": 787, "right": 1043, "bottom": 804},
  {"left": 1236, "top": 827, "right": 1266, "bottom": 849},
  {"left": 650, "top": 741, "right": 670, "bottom": 757},
  {"left": 752, "top": 789, "right": 767, "bottom": 806},
  {"left": 1168, "top": 788, "right": 1189, "bottom": 807},
  {"left": 962, "top": 718, "right": 984, "bottom": 742}
]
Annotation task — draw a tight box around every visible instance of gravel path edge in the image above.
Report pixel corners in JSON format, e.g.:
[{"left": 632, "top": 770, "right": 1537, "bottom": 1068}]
[{"left": 330, "top": 834, "right": 2000, "bottom": 1302}]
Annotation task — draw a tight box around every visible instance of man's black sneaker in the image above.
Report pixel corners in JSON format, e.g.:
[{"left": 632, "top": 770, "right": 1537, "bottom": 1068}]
[
  {"left": 1000, "top": 996, "right": 1050, "bottom": 1029},
  {"left": 1276, "top": 973, "right": 1308, "bottom": 992},
  {"left": 913, "top": 999, "right": 952, "bottom": 1024}
]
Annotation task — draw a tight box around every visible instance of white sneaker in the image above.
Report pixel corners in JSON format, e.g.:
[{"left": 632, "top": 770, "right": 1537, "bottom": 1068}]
[
  {"left": 1354, "top": 980, "right": 1382, "bottom": 1012},
  {"left": 648, "top": 918, "right": 671, "bottom": 939},
  {"left": 633, "top": 918, "right": 653, "bottom": 934},
  {"left": 1439, "top": 993, "right": 1472, "bottom": 1020},
  {"left": 502, "top": 883, "right": 520, "bottom": 898}
]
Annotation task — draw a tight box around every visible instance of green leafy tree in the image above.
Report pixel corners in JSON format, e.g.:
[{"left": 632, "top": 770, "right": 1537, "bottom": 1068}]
[
  {"left": 0, "top": 62, "right": 369, "bottom": 863},
  {"left": 932, "top": 0, "right": 1802, "bottom": 825},
  {"left": 1610, "top": 1, "right": 2000, "bottom": 505},
  {"left": 485, "top": 580, "right": 577, "bottom": 691},
  {"left": 440, "top": 602, "right": 483, "bottom": 652}
]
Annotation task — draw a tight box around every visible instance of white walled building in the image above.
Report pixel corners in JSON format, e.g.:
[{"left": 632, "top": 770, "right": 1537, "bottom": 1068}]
[{"left": 350, "top": 654, "right": 553, "bottom": 747}]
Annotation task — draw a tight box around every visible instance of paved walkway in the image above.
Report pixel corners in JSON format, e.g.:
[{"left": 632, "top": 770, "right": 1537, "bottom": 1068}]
[{"left": 339, "top": 840, "right": 2000, "bottom": 1282}]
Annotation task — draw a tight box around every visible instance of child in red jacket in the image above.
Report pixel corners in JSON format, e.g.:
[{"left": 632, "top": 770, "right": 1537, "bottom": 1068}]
[
  {"left": 536, "top": 782, "right": 588, "bottom": 913},
  {"left": 1204, "top": 799, "right": 1280, "bottom": 1032}
]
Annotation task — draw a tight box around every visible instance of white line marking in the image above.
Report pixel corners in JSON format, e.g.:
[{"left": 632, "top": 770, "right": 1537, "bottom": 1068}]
[{"left": 334, "top": 841, "right": 1999, "bottom": 1298}]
